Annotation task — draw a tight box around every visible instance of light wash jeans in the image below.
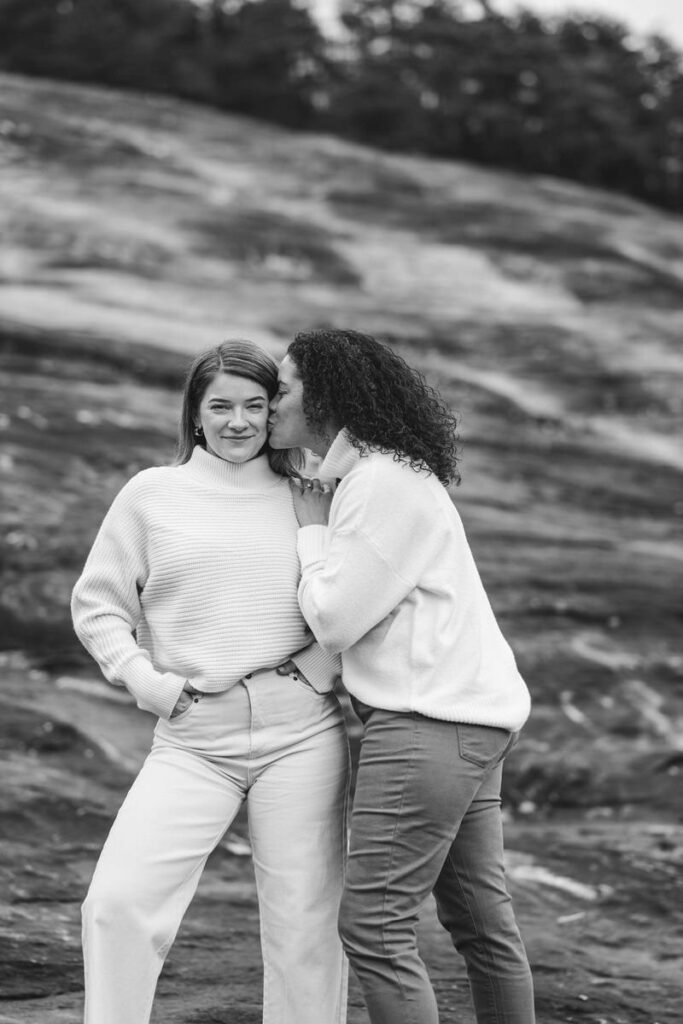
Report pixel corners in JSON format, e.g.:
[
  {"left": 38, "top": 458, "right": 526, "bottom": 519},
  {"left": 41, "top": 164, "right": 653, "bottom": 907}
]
[
  {"left": 82, "top": 667, "right": 349, "bottom": 1024},
  {"left": 339, "top": 705, "right": 535, "bottom": 1024}
]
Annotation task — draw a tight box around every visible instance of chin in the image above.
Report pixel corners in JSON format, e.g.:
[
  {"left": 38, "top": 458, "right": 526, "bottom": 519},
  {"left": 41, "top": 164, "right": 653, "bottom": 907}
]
[{"left": 221, "top": 446, "right": 257, "bottom": 463}]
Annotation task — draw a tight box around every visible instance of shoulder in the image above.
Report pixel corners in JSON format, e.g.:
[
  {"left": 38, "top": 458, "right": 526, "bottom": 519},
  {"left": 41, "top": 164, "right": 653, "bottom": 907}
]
[
  {"left": 352, "top": 450, "right": 440, "bottom": 500},
  {"left": 108, "top": 465, "right": 182, "bottom": 510},
  {"left": 333, "top": 450, "right": 441, "bottom": 532}
]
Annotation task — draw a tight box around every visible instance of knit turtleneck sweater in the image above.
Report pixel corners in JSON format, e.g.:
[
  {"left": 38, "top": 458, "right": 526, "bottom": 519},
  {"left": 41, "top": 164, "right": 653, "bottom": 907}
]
[
  {"left": 71, "top": 446, "right": 338, "bottom": 719},
  {"left": 296, "top": 430, "right": 531, "bottom": 731}
]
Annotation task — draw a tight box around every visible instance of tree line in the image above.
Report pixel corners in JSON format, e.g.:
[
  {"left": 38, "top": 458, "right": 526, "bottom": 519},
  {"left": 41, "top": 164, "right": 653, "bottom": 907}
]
[{"left": 1, "top": 0, "right": 682, "bottom": 211}]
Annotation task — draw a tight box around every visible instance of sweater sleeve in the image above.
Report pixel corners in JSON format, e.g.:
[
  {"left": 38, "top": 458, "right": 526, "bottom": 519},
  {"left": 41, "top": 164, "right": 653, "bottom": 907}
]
[
  {"left": 71, "top": 478, "right": 187, "bottom": 719},
  {"left": 291, "top": 641, "right": 341, "bottom": 693},
  {"left": 296, "top": 524, "right": 417, "bottom": 654},
  {"left": 296, "top": 461, "right": 448, "bottom": 654}
]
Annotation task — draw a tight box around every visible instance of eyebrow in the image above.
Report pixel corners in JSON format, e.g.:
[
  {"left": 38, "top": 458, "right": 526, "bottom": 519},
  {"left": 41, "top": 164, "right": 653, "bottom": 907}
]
[{"left": 207, "top": 395, "right": 266, "bottom": 403}]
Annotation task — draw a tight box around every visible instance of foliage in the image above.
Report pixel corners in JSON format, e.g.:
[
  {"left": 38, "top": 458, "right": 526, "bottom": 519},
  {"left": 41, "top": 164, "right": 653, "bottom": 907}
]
[
  {"left": 0, "top": 0, "right": 682, "bottom": 209},
  {"left": 329, "top": 0, "right": 683, "bottom": 210}
]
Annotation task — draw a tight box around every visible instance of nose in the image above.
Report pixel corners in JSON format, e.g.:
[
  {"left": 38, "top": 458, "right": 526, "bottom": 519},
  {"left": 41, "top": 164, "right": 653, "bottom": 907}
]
[
  {"left": 269, "top": 395, "right": 279, "bottom": 413},
  {"left": 228, "top": 409, "right": 248, "bottom": 431}
]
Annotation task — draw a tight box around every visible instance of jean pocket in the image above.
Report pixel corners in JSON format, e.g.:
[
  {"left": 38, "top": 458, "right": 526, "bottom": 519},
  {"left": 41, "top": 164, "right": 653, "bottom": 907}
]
[
  {"left": 288, "top": 670, "right": 320, "bottom": 695},
  {"left": 456, "top": 724, "right": 513, "bottom": 768},
  {"left": 169, "top": 693, "right": 204, "bottom": 722}
]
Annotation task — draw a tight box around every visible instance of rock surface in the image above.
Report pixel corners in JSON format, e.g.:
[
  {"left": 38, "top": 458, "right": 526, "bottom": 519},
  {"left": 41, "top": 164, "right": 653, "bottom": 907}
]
[{"left": 1, "top": 72, "right": 682, "bottom": 1022}]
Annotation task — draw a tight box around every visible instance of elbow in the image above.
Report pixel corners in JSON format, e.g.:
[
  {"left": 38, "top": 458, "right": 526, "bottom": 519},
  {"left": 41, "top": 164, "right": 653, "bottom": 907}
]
[
  {"left": 300, "top": 605, "right": 353, "bottom": 656},
  {"left": 299, "top": 579, "right": 362, "bottom": 654},
  {"left": 316, "top": 632, "right": 347, "bottom": 657}
]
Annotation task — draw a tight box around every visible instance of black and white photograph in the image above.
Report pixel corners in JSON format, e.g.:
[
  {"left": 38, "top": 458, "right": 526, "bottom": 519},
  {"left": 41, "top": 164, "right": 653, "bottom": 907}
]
[{"left": 1, "top": 0, "right": 682, "bottom": 1022}]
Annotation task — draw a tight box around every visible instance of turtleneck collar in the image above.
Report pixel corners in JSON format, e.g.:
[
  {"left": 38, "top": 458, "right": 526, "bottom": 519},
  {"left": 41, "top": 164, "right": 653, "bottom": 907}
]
[
  {"left": 184, "top": 445, "right": 281, "bottom": 491},
  {"left": 319, "top": 429, "right": 364, "bottom": 481}
]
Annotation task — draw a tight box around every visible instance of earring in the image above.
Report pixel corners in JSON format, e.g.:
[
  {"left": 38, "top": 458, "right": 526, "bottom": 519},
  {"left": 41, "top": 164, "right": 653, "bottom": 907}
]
[{"left": 193, "top": 425, "right": 203, "bottom": 438}]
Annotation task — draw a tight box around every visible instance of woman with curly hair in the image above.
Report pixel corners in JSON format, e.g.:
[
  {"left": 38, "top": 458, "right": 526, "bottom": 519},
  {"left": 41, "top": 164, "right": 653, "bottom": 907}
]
[{"left": 268, "top": 328, "right": 535, "bottom": 1024}]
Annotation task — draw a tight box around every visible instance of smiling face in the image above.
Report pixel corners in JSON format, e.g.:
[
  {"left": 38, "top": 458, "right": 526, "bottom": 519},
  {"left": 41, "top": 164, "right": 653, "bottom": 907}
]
[{"left": 196, "top": 372, "right": 269, "bottom": 464}]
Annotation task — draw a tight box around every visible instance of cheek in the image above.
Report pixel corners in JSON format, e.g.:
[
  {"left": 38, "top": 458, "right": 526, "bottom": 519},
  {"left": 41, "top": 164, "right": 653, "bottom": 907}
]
[
  {"left": 203, "top": 412, "right": 222, "bottom": 432},
  {"left": 254, "top": 411, "right": 269, "bottom": 434},
  {"left": 281, "top": 398, "right": 296, "bottom": 421}
]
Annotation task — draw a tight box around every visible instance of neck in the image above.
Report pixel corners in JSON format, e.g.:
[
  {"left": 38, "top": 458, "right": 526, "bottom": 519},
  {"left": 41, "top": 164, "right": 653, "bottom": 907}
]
[
  {"left": 308, "top": 421, "right": 340, "bottom": 460},
  {"left": 311, "top": 436, "right": 333, "bottom": 459},
  {"left": 319, "top": 428, "right": 360, "bottom": 480},
  {"left": 185, "top": 445, "right": 279, "bottom": 489}
]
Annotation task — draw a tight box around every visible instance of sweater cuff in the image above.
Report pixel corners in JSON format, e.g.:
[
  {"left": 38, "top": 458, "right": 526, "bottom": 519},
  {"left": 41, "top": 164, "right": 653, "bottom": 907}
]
[
  {"left": 293, "top": 642, "right": 341, "bottom": 694},
  {"left": 124, "top": 660, "right": 188, "bottom": 720},
  {"left": 297, "top": 524, "right": 329, "bottom": 567}
]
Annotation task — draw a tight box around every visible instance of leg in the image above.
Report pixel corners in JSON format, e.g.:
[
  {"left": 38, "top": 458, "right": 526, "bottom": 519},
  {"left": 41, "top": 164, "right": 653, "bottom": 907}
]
[
  {"left": 433, "top": 760, "right": 535, "bottom": 1024},
  {"left": 82, "top": 743, "right": 245, "bottom": 1024},
  {"left": 247, "top": 685, "right": 350, "bottom": 1024},
  {"left": 339, "top": 711, "right": 514, "bottom": 1024}
]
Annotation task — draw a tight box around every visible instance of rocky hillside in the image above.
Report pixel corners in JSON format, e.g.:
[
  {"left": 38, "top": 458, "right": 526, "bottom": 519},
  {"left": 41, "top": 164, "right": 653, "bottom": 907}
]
[{"left": 1, "top": 72, "right": 682, "bottom": 1023}]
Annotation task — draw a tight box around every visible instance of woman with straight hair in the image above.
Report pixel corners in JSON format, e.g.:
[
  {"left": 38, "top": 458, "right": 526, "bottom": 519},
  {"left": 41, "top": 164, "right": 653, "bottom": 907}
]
[
  {"left": 268, "top": 327, "right": 535, "bottom": 1024},
  {"left": 71, "top": 340, "right": 349, "bottom": 1024}
]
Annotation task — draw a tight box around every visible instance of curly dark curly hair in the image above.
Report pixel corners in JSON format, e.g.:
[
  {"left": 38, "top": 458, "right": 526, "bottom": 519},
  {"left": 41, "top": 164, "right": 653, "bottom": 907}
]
[{"left": 287, "top": 328, "right": 460, "bottom": 485}]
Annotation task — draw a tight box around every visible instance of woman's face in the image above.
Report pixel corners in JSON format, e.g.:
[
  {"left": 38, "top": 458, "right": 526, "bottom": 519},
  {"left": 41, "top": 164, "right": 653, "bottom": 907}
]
[
  {"left": 268, "top": 355, "right": 317, "bottom": 451},
  {"left": 196, "top": 372, "right": 269, "bottom": 464}
]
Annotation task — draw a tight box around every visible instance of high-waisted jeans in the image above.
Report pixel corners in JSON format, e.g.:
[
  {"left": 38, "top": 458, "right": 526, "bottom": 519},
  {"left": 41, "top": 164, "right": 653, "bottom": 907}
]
[
  {"left": 339, "top": 705, "right": 535, "bottom": 1024},
  {"left": 82, "top": 667, "right": 350, "bottom": 1024}
]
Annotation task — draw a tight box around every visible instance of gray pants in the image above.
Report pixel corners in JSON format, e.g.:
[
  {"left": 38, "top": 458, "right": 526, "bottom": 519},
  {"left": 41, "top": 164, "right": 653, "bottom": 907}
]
[{"left": 339, "top": 705, "right": 535, "bottom": 1024}]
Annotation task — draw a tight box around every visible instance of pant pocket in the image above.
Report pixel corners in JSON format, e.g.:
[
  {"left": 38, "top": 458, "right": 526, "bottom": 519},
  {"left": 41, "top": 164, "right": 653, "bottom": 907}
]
[
  {"left": 456, "top": 723, "right": 512, "bottom": 768},
  {"left": 287, "top": 669, "right": 322, "bottom": 696},
  {"left": 168, "top": 692, "right": 205, "bottom": 723}
]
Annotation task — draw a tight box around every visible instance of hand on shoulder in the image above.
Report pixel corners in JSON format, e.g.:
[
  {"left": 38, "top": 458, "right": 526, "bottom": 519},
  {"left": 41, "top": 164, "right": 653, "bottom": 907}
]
[{"left": 289, "top": 475, "right": 335, "bottom": 527}]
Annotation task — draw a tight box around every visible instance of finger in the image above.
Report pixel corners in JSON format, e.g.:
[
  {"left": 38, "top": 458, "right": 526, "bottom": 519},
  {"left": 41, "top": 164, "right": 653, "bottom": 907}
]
[
  {"left": 276, "top": 659, "right": 297, "bottom": 675},
  {"left": 310, "top": 478, "right": 323, "bottom": 494},
  {"left": 289, "top": 476, "right": 304, "bottom": 493}
]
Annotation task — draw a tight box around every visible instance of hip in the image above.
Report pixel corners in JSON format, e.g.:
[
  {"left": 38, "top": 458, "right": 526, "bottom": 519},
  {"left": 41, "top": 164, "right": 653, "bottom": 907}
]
[{"left": 154, "top": 665, "right": 346, "bottom": 761}]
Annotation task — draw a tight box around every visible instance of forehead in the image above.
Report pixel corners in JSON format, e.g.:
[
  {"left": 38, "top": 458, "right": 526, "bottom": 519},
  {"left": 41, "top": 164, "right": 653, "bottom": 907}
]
[
  {"left": 278, "top": 355, "right": 301, "bottom": 388},
  {"left": 202, "top": 372, "right": 268, "bottom": 402}
]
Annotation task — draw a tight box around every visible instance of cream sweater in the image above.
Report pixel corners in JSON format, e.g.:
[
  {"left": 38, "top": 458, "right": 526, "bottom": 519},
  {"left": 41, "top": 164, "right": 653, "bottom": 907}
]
[
  {"left": 72, "top": 446, "right": 338, "bottom": 719},
  {"left": 297, "top": 431, "right": 531, "bottom": 731}
]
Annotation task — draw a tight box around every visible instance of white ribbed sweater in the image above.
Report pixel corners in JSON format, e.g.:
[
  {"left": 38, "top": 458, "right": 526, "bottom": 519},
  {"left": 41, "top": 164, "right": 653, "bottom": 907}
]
[
  {"left": 297, "top": 431, "right": 531, "bottom": 731},
  {"left": 72, "top": 446, "right": 337, "bottom": 719}
]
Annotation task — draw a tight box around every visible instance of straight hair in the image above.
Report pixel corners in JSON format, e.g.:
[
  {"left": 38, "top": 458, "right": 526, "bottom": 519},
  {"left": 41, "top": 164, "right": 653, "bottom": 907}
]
[{"left": 176, "top": 340, "right": 304, "bottom": 477}]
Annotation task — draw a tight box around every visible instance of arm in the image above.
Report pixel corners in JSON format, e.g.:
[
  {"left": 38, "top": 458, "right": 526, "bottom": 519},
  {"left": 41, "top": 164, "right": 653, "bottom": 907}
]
[
  {"left": 288, "top": 641, "right": 341, "bottom": 692},
  {"left": 291, "top": 463, "right": 442, "bottom": 655},
  {"left": 71, "top": 478, "right": 187, "bottom": 719},
  {"left": 296, "top": 523, "right": 416, "bottom": 654}
]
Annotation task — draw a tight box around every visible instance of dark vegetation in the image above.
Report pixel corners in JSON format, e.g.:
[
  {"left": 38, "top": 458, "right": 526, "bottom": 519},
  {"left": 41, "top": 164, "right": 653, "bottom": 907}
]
[{"left": 1, "top": 0, "right": 683, "bottom": 211}]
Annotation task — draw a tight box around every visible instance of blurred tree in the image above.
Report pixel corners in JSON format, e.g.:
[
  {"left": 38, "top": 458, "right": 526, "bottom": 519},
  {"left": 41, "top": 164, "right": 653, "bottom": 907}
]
[
  {"left": 200, "top": 0, "right": 331, "bottom": 127},
  {"left": 325, "top": 0, "right": 431, "bottom": 147},
  {"left": 0, "top": 0, "right": 330, "bottom": 126},
  {"left": 0, "top": 0, "right": 682, "bottom": 209},
  {"left": 330, "top": 0, "right": 683, "bottom": 209},
  {"left": 0, "top": 0, "right": 206, "bottom": 96}
]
